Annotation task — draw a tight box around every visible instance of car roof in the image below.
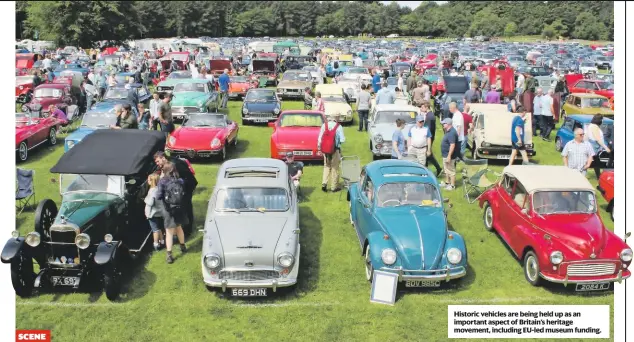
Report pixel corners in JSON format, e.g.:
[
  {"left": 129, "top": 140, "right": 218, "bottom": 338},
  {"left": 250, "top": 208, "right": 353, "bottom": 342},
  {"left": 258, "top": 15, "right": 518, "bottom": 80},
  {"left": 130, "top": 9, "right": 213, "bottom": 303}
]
[
  {"left": 503, "top": 165, "right": 594, "bottom": 193},
  {"left": 374, "top": 104, "right": 420, "bottom": 112},
  {"left": 467, "top": 103, "right": 508, "bottom": 114},
  {"left": 569, "top": 92, "right": 608, "bottom": 99},
  {"left": 50, "top": 130, "right": 165, "bottom": 176},
  {"left": 217, "top": 158, "right": 289, "bottom": 188},
  {"left": 567, "top": 115, "right": 613, "bottom": 124},
  {"left": 168, "top": 78, "right": 209, "bottom": 84},
  {"left": 280, "top": 110, "right": 323, "bottom": 115},
  {"left": 365, "top": 160, "right": 435, "bottom": 186}
]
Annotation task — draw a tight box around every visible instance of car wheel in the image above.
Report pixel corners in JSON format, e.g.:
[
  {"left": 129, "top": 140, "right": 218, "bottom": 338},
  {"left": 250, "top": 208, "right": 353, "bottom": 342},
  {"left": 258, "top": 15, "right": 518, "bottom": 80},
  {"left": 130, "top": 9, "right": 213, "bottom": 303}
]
[
  {"left": 11, "top": 253, "right": 34, "bottom": 298},
  {"left": 242, "top": 118, "right": 249, "bottom": 126},
  {"left": 233, "top": 133, "right": 238, "bottom": 146},
  {"left": 555, "top": 137, "right": 563, "bottom": 152},
  {"left": 34, "top": 199, "right": 57, "bottom": 240},
  {"left": 17, "top": 141, "right": 28, "bottom": 162},
  {"left": 523, "top": 250, "right": 542, "bottom": 287},
  {"left": 610, "top": 200, "right": 614, "bottom": 222},
  {"left": 104, "top": 263, "right": 122, "bottom": 301},
  {"left": 364, "top": 244, "right": 374, "bottom": 282},
  {"left": 220, "top": 145, "right": 227, "bottom": 161},
  {"left": 48, "top": 127, "right": 57, "bottom": 145},
  {"left": 561, "top": 109, "right": 567, "bottom": 121},
  {"left": 483, "top": 202, "right": 494, "bottom": 232}
]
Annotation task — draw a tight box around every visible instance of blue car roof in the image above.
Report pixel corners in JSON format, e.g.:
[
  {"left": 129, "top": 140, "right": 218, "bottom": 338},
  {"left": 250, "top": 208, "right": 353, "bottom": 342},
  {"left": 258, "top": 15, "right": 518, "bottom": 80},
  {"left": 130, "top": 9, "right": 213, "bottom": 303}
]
[
  {"left": 568, "top": 115, "right": 614, "bottom": 124},
  {"left": 365, "top": 160, "right": 435, "bottom": 187}
]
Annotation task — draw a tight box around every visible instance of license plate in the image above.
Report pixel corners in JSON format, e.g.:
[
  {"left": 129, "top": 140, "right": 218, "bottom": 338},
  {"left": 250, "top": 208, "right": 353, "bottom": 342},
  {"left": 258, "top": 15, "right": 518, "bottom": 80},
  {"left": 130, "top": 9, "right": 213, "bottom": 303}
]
[
  {"left": 253, "top": 119, "right": 269, "bottom": 123},
  {"left": 293, "top": 151, "right": 313, "bottom": 156},
  {"left": 497, "top": 155, "right": 511, "bottom": 159},
  {"left": 405, "top": 280, "right": 441, "bottom": 288},
  {"left": 231, "top": 288, "right": 267, "bottom": 297},
  {"left": 575, "top": 282, "right": 610, "bottom": 292},
  {"left": 51, "top": 276, "right": 80, "bottom": 286}
]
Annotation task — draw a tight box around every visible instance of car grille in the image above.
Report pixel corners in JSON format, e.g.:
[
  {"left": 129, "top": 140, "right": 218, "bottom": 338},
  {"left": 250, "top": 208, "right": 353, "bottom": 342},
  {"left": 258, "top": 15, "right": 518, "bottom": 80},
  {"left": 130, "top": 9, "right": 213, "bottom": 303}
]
[
  {"left": 280, "top": 89, "right": 302, "bottom": 94},
  {"left": 248, "top": 113, "right": 276, "bottom": 118},
  {"left": 48, "top": 230, "right": 79, "bottom": 263},
  {"left": 218, "top": 270, "right": 280, "bottom": 281},
  {"left": 567, "top": 263, "right": 616, "bottom": 277},
  {"left": 172, "top": 107, "right": 198, "bottom": 115},
  {"left": 167, "top": 149, "right": 214, "bottom": 158}
]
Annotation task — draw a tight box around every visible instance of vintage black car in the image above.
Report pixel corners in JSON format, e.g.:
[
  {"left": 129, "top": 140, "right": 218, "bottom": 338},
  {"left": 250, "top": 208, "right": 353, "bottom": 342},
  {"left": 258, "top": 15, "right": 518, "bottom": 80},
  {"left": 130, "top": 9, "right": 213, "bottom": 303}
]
[{"left": 3, "top": 129, "right": 165, "bottom": 300}]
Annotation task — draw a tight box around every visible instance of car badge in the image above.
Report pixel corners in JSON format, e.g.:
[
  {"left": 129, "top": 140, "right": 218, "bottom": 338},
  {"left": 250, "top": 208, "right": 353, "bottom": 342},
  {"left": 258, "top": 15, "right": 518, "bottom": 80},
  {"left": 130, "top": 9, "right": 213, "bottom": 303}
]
[
  {"left": 54, "top": 258, "right": 61, "bottom": 264},
  {"left": 74, "top": 257, "right": 80, "bottom": 264},
  {"left": 245, "top": 260, "right": 254, "bottom": 267},
  {"left": 60, "top": 256, "right": 67, "bottom": 264},
  {"left": 590, "top": 253, "right": 596, "bottom": 259}
]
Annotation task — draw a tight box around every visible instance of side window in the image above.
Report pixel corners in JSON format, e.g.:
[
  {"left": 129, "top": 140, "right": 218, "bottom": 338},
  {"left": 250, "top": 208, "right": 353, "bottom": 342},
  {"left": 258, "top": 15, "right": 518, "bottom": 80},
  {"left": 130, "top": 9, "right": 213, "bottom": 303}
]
[
  {"left": 359, "top": 168, "right": 367, "bottom": 187},
  {"left": 511, "top": 181, "right": 528, "bottom": 209},
  {"left": 573, "top": 120, "right": 583, "bottom": 131},
  {"left": 502, "top": 175, "right": 515, "bottom": 195},
  {"left": 362, "top": 176, "right": 374, "bottom": 203},
  {"left": 562, "top": 118, "right": 573, "bottom": 131},
  {"left": 574, "top": 97, "right": 581, "bottom": 107},
  {"left": 590, "top": 83, "right": 600, "bottom": 90}
]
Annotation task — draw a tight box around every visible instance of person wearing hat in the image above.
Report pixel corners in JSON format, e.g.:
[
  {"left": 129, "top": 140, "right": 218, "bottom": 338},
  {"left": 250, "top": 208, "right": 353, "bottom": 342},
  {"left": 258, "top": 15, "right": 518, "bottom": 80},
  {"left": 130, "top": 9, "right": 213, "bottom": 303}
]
[
  {"left": 158, "top": 93, "right": 174, "bottom": 137},
  {"left": 375, "top": 80, "right": 395, "bottom": 105},
  {"left": 284, "top": 152, "right": 304, "bottom": 192},
  {"left": 440, "top": 117, "right": 460, "bottom": 191},
  {"left": 407, "top": 114, "right": 433, "bottom": 167}
]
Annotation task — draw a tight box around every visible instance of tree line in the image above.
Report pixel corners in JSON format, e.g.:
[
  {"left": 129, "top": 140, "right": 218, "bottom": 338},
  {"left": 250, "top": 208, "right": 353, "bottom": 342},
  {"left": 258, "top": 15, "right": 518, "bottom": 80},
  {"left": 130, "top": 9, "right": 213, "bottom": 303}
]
[{"left": 17, "top": 1, "right": 614, "bottom": 47}]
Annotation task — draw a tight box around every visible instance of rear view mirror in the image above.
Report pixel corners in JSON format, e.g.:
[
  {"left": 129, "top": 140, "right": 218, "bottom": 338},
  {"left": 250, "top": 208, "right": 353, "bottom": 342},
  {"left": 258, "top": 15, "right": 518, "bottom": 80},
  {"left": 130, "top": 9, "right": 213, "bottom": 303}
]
[{"left": 626, "top": 232, "right": 631, "bottom": 239}]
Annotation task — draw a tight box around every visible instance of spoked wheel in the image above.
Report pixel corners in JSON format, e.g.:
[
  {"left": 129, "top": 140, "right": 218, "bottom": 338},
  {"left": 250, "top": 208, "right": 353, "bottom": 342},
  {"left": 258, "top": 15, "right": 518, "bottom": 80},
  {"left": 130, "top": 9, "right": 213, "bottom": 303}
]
[
  {"left": 364, "top": 245, "right": 374, "bottom": 282},
  {"left": 483, "top": 202, "right": 494, "bottom": 232},
  {"left": 104, "top": 262, "right": 122, "bottom": 301},
  {"left": 555, "top": 137, "right": 563, "bottom": 152},
  {"left": 523, "top": 251, "right": 542, "bottom": 287},
  {"left": 48, "top": 127, "right": 57, "bottom": 145},
  {"left": 17, "top": 141, "right": 28, "bottom": 162},
  {"left": 34, "top": 199, "right": 57, "bottom": 240},
  {"left": 11, "top": 253, "right": 34, "bottom": 298}
]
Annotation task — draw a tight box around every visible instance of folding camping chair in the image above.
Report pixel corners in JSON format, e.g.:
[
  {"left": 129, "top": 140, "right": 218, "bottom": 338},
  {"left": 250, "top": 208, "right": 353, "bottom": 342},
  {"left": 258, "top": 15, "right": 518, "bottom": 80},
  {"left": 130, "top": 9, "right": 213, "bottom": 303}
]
[
  {"left": 258, "top": 76, "right": 269, "bottom": 88},
  {"left": 16, "top": 168, "right": 35, "bottom": 215},
  {"left": 461, "top": 159, "right": 501, "bottom": 204},
  {"left": 58, "top": 109, "right": 79, "bottom": 135},
  {"left": 339, "top": 155, "right": 361, "bottom": 199}
]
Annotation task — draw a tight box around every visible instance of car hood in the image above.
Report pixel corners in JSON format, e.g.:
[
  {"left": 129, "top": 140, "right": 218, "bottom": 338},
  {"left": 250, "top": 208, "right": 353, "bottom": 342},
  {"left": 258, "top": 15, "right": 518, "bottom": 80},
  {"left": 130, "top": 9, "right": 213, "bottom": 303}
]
[
  {"left": 278, "top": 80, "right": 311, "bottom": 88},
  {"left": 323, "top": 102, "right": 351, "bottom": 115},
  {"left": 274, "top": 126, "right": 321, "bottom": 147},
  {"left": 539, "top": 214, "right": 608, "bottom": 258},
  {"left": 581, "top": 107, "right": 614, "bottom": 115},
  {"left": 66, "top": 127, "right": 97, "bottom": 142},
  {"left": 376, "top": 207, "right": 447, "bottom": 270},
  {"left": 214, "top": 216, "right": 287, "bottom": 267},
  {"left": 244, "top": 101, "right": 278, "bottom": 112},
  {"left": 171, "top": 92, "right": 208, "bottom": 106},
  {"left": 27, "top": 97, "right": 61, "bottom": 109},
  {"left": 209, "top": 60, "right": 231, "bottom": 72},
  {"left": 171, "top": 127, "right": 224, "bottom": 149},
  {"left": 54, "top": 199, "right": 112, "bottom": 230}
]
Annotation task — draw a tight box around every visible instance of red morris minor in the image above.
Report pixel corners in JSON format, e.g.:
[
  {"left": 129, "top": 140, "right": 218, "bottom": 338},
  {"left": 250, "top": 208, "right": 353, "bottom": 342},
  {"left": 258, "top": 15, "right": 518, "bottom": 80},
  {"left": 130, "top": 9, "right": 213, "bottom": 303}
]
[{"left": 479, "top": 165, "right": 631, "bottom": 292}]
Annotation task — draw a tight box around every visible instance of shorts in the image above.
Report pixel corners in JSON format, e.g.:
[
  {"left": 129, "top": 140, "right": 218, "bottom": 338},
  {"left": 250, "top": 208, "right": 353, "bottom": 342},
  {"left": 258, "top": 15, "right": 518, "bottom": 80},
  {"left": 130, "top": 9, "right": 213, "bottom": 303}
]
[
  {"left": 442, "top": 157, "right": 456, "bottom": 177},
  {"left": 148, "top": 217, "right": 164, "bottom": 233},
  {"left": 512, "top": 142, "right": 526, "bottom": 151}
]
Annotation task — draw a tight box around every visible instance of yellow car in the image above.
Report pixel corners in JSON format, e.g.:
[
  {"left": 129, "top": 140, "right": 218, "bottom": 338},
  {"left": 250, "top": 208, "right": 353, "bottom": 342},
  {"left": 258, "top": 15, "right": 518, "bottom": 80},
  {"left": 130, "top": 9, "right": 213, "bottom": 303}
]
[
  {"left": 561, "top": 93, "right": 614, "bottom": 120},
  {"left": 314, "top": 84, "right": 353, "bottom": 123}
]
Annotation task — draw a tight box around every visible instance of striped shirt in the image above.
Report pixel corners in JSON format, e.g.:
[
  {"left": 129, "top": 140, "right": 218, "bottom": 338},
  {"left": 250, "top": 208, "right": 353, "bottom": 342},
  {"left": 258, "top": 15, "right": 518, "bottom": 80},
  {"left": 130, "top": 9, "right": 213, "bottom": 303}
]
[{"left": 561, "top": 140, "right": 595, "bottom": 172}]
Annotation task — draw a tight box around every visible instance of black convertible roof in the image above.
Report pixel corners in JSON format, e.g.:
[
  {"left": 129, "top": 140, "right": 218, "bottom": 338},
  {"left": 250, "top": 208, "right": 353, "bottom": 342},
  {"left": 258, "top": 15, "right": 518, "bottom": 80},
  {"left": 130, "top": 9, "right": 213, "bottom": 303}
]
[
  {"left": 443, "top": 76, "right": 470, "bottom": 94},
  {"left": 50, "top": 130, "right": 165, "bottom": 175}
]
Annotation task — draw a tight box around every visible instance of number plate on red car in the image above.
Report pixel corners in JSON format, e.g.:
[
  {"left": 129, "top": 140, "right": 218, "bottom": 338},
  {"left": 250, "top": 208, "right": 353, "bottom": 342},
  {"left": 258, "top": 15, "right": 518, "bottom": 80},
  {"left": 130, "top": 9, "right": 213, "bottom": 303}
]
[{"left": 575, "top": 283, "right": 610, "bottom": 292}]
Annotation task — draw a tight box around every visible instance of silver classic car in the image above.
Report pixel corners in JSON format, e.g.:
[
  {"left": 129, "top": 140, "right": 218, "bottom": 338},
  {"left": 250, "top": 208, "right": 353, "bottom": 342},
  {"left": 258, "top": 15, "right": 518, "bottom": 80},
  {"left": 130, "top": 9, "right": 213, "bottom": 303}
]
[{"left": 201, "top": 158, "right": 300, "bottom": 296}]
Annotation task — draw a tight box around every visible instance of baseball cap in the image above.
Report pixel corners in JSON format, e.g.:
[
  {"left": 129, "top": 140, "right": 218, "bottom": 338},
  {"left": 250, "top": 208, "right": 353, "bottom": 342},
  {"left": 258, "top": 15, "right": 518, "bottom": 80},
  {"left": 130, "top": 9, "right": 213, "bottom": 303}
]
[
  {"left": 441, "top": 118, "right": 452, "bottom": 125},
  {"left": 285, "top": 152, "right": 294, "bottom": 159},
  {"left": 416, "top": 115, "right": 425, "bottom": 122}
]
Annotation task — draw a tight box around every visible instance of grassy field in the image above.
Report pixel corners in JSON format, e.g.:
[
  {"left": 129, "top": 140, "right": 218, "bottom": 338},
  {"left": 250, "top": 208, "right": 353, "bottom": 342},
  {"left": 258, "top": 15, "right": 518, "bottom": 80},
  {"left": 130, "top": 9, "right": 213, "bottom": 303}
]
[{"left": 14, "top": 93, "right": 616, "bottom": 341}]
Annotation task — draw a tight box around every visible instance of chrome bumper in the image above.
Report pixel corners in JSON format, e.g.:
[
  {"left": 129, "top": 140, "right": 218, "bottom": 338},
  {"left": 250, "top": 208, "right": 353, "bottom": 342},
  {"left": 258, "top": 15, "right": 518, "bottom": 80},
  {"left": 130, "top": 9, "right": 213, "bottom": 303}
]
[
  {"left": 540, "top": 269, "right": 630, "bottom": 285},
  {"left": 203, "top": 278, "right": 298, "bottom": 292},
  {"left": 379, "top": 266, "right": 467, "bottom": 282}
]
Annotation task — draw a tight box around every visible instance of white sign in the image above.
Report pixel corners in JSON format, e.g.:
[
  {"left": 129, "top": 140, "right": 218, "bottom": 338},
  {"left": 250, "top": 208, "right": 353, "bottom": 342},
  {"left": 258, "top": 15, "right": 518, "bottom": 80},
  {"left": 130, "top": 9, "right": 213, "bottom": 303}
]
[
  {"left": 370, "top": 270, "right": 398, "bottom": 305},
  {"left": 448, "top": 305, "right": 610, "bottom": 339}
]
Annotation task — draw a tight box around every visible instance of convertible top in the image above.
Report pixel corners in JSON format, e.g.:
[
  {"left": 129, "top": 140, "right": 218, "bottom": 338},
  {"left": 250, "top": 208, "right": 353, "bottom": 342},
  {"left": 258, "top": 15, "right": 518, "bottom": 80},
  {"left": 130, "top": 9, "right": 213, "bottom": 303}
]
[{"left": 51, "top": 130, "right": 165, "bottom": 175}]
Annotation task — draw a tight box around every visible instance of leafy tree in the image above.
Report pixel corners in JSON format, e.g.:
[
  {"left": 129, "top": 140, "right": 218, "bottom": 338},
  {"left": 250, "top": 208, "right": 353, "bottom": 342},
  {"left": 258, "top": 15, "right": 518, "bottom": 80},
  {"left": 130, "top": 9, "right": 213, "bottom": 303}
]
[
  {"left": 541, "top": 25, "right": 555, "bottom": 40},
  {"left": 572, "top": 11, "right": 609, "bottom": 40},
  {"left": 503, "top": 22, "right": 517, "bottom": 37}
]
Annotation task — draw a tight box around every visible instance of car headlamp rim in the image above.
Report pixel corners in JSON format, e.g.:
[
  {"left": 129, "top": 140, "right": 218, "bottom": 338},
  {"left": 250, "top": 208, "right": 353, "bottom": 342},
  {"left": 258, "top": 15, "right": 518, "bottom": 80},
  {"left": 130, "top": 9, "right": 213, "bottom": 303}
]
[
  {"left": 75, "top": 233, "right": 90, "bottom": 249},
  {"left": 242, "top": 107, "right": 248, "bottom": 114},
  {"left": 11, "top": 231, "right": 19, "bottom": 239},
  {"left": 211, "top": 138, "right": 221, "bottom": 148},
  {"left": 373, "top": 134, "right": 384, "bottom": 143},
  {"left": 168, "top": 136, "right": 176, "bottom": 146},
  {"left": 620, "top": 248, "right": 633, "bottom": 262},
  {"left": 104, "top": 234, "right": 113, "bottom": 243},
  {"left": 447, "top": 248, "right": 462, "bottom": 264},
  {"left": 204, "top": 253, "right": 221, "bottom": 269},
  {"left": 277, "top": 252, "right": 295, "bottom": 268},
  {"left": 381, "top": 248, "right": 397, "bottom": 265},
  {"left": 550, "top": 250, "right": 564, "bottom": 265},
  {"left": 25, "top": 232, "right": 41, "bottom": 247}
]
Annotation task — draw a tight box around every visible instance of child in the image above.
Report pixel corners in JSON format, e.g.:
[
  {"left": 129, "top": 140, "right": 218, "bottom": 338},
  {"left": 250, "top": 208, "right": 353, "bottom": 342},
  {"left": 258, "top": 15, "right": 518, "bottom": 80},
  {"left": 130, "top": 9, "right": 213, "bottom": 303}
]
[{"left": 145, "top": 174, "right": 165, "bottom": 251}]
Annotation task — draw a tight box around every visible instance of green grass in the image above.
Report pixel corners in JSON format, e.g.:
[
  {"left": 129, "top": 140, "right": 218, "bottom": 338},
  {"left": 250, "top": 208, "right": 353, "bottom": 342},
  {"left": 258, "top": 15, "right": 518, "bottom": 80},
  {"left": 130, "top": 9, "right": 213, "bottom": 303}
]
[{"left": 15, "top": 95, "right": 616, "bottom": 342}]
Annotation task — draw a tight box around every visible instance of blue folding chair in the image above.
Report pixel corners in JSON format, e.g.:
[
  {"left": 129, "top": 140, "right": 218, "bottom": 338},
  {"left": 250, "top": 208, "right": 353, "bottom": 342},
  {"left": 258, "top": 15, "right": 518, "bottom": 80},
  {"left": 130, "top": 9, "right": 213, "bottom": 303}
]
[{"left": 16, "top": 168, "right": 35, "bottom": 215}]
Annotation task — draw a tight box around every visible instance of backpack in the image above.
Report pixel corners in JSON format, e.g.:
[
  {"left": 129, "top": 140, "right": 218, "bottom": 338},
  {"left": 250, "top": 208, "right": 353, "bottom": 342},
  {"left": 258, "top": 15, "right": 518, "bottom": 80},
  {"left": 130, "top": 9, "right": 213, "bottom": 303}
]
[
  {"left": 321, "top": 123, "right": 340, "bottom": 154},
  {"left": 163, "top": 178, "right": 185, "bottom": 212}
]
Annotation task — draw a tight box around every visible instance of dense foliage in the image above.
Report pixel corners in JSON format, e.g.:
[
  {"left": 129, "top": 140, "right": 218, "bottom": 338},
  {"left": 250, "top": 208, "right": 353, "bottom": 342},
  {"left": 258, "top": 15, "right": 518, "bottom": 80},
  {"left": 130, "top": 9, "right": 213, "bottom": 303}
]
[{"left": 17, "top": 1, "right": 614, "bottom": 46}]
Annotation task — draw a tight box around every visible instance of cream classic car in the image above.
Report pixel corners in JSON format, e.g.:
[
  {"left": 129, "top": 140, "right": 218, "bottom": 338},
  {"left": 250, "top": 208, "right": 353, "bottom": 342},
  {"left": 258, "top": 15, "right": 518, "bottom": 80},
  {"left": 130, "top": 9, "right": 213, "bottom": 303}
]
[
  {"left": 336, "top": 73, "right": 362, "bottom": 101},
  {"left": 276, "top": 70, "right": 313, "bottom": 100},
  {"left": 314, "top": 84, "right": 353, "bottom": 123},
  {"left": 368, "top": 104, "right": 420, "bottom": 159},
  {"left": 467, "top": 103, "right": 536, "bottom": 160}
]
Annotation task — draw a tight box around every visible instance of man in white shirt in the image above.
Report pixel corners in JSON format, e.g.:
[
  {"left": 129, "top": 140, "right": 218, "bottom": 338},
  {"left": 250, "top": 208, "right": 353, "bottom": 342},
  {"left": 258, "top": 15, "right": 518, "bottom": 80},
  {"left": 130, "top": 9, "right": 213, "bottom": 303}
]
[
  {"left": 515, "top": 71, "right": 525, "bottom": 102},
  {"left": 407, "top": 115, "right": 432, "bottom": 165},
  {"left": 83, "top": 80, "right": 98, "bottom": 112},
  {"left": 540, "top": 89, "right": 555, "bottom": 141},
  {"left": 42, "top": 54, "right": 52, "bottom": 71},
  {"left": 448, "top": 102, "right": 465, "bottom": 159},
  {"left": 354, "top": 55, "right": 363, "bottom": 67},
  {"left": 532, "top": 88, "right": 543, "bottom": 137},
  {"left": 149, "top": 92, "right": 162, "bottom": 131}
]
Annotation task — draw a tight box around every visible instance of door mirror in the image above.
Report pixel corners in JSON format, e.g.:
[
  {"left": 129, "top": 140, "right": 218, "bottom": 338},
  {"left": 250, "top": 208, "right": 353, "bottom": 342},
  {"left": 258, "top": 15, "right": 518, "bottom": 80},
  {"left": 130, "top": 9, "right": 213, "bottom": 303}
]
[
  {"left": 625, "top": 232, "right": 631, "bottom": 239},
  {"left": 126, "top": 179, "right": 137, "bottom": 185},
  {"left": 521, "top": 208, "right": 528, "bottom": 215}
]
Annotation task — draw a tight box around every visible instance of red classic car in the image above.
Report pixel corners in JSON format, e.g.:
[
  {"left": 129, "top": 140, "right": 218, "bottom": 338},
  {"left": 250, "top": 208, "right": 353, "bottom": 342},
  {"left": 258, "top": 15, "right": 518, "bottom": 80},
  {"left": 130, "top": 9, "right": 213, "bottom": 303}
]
[
  {"left": 228, "top": 76, "right": 255, "bottom": 99},
  {"left": 165, "top": 113, "right": 238, "bottom": 161},
  {"left": 16, "top": 75, "right": 39, "bottom": 104},
  {"left": 569, "top": 79, "right": 614, "bottom": 100},
  {"left": 16, "top": 53, "right": 43, "bottom": 76},
  {"left": 597, "top": 170, "right": 614, "bottom": 221},
  {"left": 479, "top": 165, "right": 631, "bottom": 291},
  {"left": 15, "top": 112, "right": 60, "bottom": 162},
  {"left": 23, "top": 83, "right": 78, "bottom": 117},
  {"left": 268, "top": 110, "right": 325, "bottom": 161},
  {"left": 209, "top": 59, "right": 235, "bottom": 76}
]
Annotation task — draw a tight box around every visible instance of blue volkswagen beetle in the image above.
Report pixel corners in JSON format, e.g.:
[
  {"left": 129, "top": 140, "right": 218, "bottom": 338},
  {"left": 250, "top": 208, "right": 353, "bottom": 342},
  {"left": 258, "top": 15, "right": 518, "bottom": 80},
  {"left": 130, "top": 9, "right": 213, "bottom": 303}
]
[{"left": 347, "top": 160, "right": 467, "bottom": 288}]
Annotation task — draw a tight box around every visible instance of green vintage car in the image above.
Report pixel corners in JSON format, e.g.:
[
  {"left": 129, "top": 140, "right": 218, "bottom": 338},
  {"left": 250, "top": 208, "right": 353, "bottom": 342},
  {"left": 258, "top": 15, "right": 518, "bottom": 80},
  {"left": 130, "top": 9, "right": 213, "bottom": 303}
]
[
  {"left": 2, "top": 130, "right": 165, "bottom": 301},
  {"left": 157, "top": 79, "right": 220, "bottom": 120}
]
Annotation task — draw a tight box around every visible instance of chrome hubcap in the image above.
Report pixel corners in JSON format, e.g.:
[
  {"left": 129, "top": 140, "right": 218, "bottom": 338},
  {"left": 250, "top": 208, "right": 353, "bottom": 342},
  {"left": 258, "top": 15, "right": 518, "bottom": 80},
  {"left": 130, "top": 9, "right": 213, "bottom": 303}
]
[
  {"left": 485, "top": 207, "right": 493, "bottom": 227},
  {"left": 50, "top": 129, "right": 56, "bottom": 144},
  {"left": 526, "top": 256, "right": 538, "bottom": 281},
  {"left": 19, "top": 143, "right": 27, "bottom": 160}
]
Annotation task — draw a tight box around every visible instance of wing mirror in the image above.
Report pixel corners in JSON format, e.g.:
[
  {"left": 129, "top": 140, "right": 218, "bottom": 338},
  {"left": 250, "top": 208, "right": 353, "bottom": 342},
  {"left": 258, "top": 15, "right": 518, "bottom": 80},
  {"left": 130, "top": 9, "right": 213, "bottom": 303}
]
[
  {"left": 127, "top": 179, "right": 137, "bottom": 185},
  {"left": 521, "top": 208, "right": 529, "bottom": 215},
  {"left": 625, "top": 232, "right": 631, "bottom": 239}
]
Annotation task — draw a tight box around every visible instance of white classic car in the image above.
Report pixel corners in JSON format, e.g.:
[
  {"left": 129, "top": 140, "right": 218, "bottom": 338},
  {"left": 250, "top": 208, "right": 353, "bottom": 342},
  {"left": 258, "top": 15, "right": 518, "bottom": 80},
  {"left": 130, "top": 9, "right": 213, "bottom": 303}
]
[{"left": 368, "top": 104, "right": 420, "bottom": 159}]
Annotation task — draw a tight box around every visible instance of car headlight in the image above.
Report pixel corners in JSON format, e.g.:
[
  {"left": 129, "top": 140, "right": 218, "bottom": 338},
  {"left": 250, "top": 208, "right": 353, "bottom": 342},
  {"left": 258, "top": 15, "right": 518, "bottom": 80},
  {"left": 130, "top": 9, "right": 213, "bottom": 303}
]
[
  {"left": 104, "top": 234, "right": 113, "bottom": 243},
  {"left": 274, "top": 107, "right": 280, "bottom": 114},
  {"left": 19, "top": 85, "right": 24, "bottom": 90},
  {"left": 374, "top": 135, "right": 383, "bottom": 143},
  {"left": 242, "top": 107, "right": 248, "bottom": 114},
  {"left": 66, "top": 140, "right": 75, "bottom": 149},
  {"left": 11, "top": 231, "right": 19, "bottom": 239},
  {"left": 211, "top": 138, "right": 221, "bottom": 148},
  {"left": 197, "top": 101, "right": 204, "bottom": 107},
  {"left": 550, "top": 250, "right": 564, "bottom": 265},
  {"left": 447, "top": 248, "right": 462, "bottom": 264},
  {"left": 277, "top": 252, "right": 295, "bottom": 268},
  {"left": 204, "top": 253, "right": 221, "bottom": 269},
  {"left": 75, "top": 233, "right": 90, "bottom": 249},
  {"left": 481, "top": 142, "right": 490, "bottom": 147},
  {"left": 347, "top": 110, "right": 352, "bottom": 115},
  {"left": 381, "top": 248, "right": 397, "bottom": 265},
  {"left": 25, "top": 232, "right": 40, "bottom": 247},
  {"left": 168, "top": 136, "right": 176, "bottom": 146},
  {"left": 620, "top": 249, "right": 633, "bottom": 262}
]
